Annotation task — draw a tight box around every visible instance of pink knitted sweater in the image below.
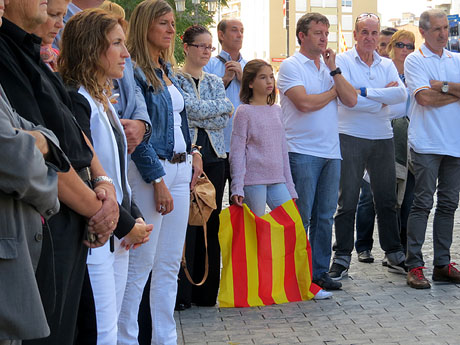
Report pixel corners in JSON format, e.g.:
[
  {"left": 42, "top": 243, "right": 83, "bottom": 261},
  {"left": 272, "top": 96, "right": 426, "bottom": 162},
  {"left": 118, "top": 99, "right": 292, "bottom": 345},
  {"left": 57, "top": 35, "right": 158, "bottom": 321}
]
[{"left": 229, "top": 104, "right": 298, "bottom": 199}]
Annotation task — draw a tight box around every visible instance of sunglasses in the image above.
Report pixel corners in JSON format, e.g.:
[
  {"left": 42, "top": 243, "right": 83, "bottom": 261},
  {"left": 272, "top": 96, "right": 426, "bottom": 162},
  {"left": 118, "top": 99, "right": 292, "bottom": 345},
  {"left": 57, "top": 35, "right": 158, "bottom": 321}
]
[
  {"left": 394, "top": 42, "right": 415, "bottom": 50},
  {"left": 355, "top": 13, "right": 380, "bottom": 24}
]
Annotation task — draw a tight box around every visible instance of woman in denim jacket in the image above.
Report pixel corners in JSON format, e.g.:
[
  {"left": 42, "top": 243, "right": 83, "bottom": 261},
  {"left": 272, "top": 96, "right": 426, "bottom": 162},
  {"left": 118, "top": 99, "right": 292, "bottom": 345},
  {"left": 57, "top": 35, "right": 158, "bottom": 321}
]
[
  {"left": 117, "top": 1, "right": 203, "bottom": 345},
  {"left": 175, "top": 25, "right": 233, "bottom": 309}
]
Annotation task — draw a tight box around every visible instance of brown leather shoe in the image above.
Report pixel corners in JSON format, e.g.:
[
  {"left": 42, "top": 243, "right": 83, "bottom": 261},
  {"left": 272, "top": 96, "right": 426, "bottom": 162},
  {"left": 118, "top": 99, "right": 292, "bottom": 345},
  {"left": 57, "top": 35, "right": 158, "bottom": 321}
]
[
  {"left": 407, "top": 267, "right": 431, "bottom": 289},
  {"left": 432, "top": 263, "right": 460, "bottom": 283}
]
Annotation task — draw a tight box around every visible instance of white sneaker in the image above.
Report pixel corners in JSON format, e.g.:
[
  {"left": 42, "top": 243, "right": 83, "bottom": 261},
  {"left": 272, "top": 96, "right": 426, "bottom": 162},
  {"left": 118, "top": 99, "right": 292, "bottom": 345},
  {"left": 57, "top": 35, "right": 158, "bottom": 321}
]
[{"left": 313, "top": 289, "right": 333, "bottom": 300}]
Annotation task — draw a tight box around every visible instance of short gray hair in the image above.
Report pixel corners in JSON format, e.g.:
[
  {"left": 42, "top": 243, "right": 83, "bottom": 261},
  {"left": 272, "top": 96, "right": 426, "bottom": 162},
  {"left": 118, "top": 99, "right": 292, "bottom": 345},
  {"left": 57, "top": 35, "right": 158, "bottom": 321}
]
[
  {"left": 419, "top": 9, "right": 446, "bottom": 31},
  {"left": 296, "top": 13, "right": 329, "bottom": 45}
]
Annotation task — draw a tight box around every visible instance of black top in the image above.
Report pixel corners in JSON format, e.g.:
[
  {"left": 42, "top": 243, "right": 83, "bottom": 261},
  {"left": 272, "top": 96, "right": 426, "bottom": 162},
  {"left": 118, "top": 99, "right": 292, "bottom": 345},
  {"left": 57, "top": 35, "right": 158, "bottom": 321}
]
[{"left": 0, "top": 18, "right": 93, "bottom": 170}]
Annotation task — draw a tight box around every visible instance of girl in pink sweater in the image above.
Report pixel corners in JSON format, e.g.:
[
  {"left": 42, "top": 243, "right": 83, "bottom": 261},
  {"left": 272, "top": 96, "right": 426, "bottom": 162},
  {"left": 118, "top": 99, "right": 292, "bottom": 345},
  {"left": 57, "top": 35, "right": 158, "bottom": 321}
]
[{"left": 230, "top": 59, "right": 298, "bottom": 217}]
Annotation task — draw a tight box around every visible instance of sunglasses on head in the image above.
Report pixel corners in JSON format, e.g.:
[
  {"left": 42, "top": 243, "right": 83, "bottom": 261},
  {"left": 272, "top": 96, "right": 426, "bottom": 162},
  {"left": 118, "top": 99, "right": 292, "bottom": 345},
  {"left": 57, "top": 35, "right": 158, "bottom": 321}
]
[
  {"left": 394, "top": 42, "right": 415, "bottom": 50},
  {"left": 355, "top": 13, "right": 380, "bottom": 24}
]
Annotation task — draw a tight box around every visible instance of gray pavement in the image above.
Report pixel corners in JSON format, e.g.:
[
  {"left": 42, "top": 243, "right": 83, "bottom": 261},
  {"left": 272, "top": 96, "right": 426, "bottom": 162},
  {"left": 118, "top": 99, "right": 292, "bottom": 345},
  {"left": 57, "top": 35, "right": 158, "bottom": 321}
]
[{"left": 175, "top": 203, "right": 460, "bottom": 345}]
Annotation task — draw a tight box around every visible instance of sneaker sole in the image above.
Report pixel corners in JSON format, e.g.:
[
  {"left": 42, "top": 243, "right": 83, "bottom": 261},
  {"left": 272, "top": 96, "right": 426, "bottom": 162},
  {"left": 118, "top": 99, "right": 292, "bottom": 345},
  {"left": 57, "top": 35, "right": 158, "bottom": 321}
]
[
  {"left": 358, "top": 258, "right": 374, "bottom": 263},
  {"left": 329, "top": 270, "right": 348, "bottom": 281},
  {"left": 432, "top": 276, "right": 460, "bottom": 284},
  {"left": 387, "top": 266, "right": 407, "bottom": 275},
  {"left": 407, "top": 281, "right": 431, "bottom": 289}
]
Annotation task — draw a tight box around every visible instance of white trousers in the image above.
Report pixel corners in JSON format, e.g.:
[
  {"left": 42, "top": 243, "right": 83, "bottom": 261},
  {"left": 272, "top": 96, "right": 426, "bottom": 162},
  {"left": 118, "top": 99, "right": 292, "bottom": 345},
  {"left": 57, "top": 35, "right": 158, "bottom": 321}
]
[
  {"left": 118, "top": 159, "right": 191, "bottom": 345},
  {"left": 87, "top": 237, "right": 129, "bottom": 345}
]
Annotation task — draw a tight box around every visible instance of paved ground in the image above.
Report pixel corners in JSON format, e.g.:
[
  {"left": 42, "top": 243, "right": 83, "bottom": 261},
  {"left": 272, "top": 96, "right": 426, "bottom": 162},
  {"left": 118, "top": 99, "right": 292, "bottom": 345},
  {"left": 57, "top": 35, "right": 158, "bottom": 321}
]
[{"left": 175, "top": 202, "right": 460, "bottom": 345}]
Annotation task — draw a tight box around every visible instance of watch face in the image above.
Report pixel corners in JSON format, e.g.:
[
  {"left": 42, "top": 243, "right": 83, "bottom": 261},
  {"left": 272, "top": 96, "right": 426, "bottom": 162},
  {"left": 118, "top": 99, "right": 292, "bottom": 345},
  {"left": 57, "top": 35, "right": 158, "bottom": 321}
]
[{"left": 442, "top": 84, "right": 449, "bottom": 93}]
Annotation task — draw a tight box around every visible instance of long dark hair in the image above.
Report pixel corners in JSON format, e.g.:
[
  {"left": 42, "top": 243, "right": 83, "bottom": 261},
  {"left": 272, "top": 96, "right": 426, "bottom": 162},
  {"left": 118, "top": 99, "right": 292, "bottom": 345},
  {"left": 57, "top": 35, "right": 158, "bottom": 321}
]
[{"left": 240, "top": 59, "right": 276, "bottom": 106}]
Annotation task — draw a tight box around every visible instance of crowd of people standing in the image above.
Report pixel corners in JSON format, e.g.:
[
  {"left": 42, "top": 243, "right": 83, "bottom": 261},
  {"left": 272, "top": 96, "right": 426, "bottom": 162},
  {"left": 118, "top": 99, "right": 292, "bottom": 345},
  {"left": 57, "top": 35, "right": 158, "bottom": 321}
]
[{"left": 1, "top": 0, "right": 460, "bottom": 344}]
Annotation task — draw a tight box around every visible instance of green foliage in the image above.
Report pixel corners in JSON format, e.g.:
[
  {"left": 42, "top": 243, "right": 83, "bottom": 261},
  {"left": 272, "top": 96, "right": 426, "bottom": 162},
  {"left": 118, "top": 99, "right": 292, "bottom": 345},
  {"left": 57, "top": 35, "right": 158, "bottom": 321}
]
[{"left": 113, "top": 0, "right": 228, "bottom": 64}]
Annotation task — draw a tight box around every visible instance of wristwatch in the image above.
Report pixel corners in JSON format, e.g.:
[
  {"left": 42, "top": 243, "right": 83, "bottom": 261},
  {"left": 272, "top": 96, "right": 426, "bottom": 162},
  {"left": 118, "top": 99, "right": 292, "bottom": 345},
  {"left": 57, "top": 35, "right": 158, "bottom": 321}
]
[
  {"left": 142, "top": 121, "right": 151, "bottom": 141},
  {"left": 330, "top": 67, "right": 342, "bottom": 77},
  {"left": 360, "top": 87, "right": 367, "bottom": 97},
  {"left": 92, "top": 175, "right": 114, "bottom": 185},
  {"left": 153, "top": 177, "right": 163, "bottom": 184},
  {"left": 441, "top": 81, "right": 449, "bottom": 94}
]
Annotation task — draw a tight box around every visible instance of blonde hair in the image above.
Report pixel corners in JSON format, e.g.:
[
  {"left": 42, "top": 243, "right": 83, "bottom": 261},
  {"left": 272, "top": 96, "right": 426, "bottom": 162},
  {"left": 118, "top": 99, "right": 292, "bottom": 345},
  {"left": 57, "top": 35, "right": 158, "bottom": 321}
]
[
  {"left": 127, "top": 0, "right": 176, "bottom": 91},
  {"left": 387, "top": 30, "right": 415, "bottom": 60},
  {"left": 59, "top": 8, "right": 123, "bottom": 110},
  {"left": 99, "top": 0, "right": 125, "bottom": 19}
]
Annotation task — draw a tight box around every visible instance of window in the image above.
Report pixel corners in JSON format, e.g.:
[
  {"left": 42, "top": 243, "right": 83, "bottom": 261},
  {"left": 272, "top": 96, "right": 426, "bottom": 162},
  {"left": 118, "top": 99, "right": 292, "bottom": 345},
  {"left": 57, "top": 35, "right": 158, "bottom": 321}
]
[
  {"left": 342, "top": 0, "right": 352, "bottom": 13},
  {"left": 341, "top": 14, "right": 353, "bottom": 30},
  {"left": 342, "top": 32, "right": 353, "bottom": 49},
  {"left": 329, "top": 32, "right": 337, "bottom": 42},
  {"left": 296, "top": 0, "right": 307, "bottom": 12},
  {"left": 325, "top": 0, "right": 337, "bottom": 7},
  {"left": 311, "top": 0, "right": 338, "bottom": 7},
  {"left": 326, "top": 14, "right": 338, "bottom": 25}
]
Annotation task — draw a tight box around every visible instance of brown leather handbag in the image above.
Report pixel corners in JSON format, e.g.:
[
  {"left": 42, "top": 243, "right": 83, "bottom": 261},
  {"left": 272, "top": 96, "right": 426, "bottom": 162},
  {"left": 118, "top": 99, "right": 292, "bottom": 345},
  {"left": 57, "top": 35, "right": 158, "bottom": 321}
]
[{"left": 182, "top": 173, "right": 217, "bottom": 286}]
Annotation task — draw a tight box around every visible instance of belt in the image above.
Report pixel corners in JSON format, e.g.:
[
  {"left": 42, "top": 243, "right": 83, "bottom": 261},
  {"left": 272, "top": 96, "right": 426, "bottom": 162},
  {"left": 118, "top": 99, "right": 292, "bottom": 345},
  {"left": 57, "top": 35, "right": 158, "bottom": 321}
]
[
  {"left": 77, "top": 166, "right": 92, "bottom": 183},
  {"left": 161, "top": 152, "right": 187, "bottom": 164}
]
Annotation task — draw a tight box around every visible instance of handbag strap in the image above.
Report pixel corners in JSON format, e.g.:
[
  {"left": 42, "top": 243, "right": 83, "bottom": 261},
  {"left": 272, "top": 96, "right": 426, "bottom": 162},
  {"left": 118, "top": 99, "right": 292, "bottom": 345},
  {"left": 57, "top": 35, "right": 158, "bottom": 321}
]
[{"left": 181, "top": 185, "right": 209, "bottom": 286}]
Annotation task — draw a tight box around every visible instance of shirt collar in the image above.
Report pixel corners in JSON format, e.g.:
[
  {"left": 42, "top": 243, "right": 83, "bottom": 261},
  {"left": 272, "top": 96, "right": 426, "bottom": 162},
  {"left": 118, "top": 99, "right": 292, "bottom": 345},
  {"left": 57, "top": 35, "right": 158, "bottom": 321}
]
[
  {"left": 351, "top": 45, "right": 382, "bottom": 67},
  {"left": 67, "top": 2, "right": 82, "bottom": 15},
  {"left": 419, "top": 43, "right": 452, "bottom": 59},
  {"left": 294, "top": 51, "right": 327, "bottom": 70},
  {"left": 219, "top": 49, "right": 243, "bottom": 62}
]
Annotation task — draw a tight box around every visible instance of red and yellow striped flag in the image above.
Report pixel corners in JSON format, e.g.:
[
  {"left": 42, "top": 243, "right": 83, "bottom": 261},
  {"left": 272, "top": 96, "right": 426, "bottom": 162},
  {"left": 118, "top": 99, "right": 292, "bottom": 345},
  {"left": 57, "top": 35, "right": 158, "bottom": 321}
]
[{"left": 218, "top": 199, "right": 320, "bottom": 308}]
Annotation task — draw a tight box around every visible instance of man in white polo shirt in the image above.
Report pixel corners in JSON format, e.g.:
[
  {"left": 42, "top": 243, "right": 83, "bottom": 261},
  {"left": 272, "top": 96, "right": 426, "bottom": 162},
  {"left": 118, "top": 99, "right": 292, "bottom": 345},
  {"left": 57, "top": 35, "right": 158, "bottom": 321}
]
[
  {"left": 404, "top": 9, "right": 460, "bottom": 289},
  {"left": 330, "top": 13, "right": 407, "bottom": 280},
  {"left": 277, "top": 13, "right": 357, "bottom": 292}
]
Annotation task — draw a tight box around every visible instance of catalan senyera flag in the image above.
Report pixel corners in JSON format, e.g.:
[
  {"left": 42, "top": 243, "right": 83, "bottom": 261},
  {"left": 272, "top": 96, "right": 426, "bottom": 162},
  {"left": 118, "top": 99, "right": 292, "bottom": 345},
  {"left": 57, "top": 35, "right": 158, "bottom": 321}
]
[{"left": 218, "top": 199, "right": 321, "bottom": 308}]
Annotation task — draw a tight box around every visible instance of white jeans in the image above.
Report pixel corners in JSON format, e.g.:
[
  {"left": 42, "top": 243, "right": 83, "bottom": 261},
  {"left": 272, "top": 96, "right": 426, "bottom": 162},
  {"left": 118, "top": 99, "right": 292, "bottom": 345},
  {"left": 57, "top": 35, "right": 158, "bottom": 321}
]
[
  {"left": 118, "top": 159, "right": 191, "bottom": 345},
  {"left": 87, "top": 237, "right": 129, "bottom": 345}
]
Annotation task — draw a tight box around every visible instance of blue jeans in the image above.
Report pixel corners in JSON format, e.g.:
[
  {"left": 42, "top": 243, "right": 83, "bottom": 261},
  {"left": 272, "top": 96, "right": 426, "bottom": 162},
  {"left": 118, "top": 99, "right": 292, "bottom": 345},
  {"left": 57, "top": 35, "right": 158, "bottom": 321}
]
[
  {"left": 334, "top": 134, "right": 404, "bottom": 268},
  {"left": 243, "top": 183, "right": 292, "bottom": 217},
  {"left": 289, "top": 152, "right": 341, "bottom": 280},
  {"left": 355, "top": 180, "right": 376, "bottom": 253}
]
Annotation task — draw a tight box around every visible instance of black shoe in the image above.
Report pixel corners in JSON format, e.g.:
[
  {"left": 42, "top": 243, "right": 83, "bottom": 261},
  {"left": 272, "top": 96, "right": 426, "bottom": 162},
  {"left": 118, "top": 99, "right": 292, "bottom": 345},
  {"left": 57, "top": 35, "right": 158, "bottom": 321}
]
[
  {"left": 329, "top": 263, "right": 348, "bottom": 281},
  {"left": 388, "top": 261, "right": 408, "bottom": 275},
  {"left": 357, "top": 250, "right": 374, "bottom": 263},
  {"left": 174, "top": 302, "right": 191, "bottom": 311},
  {"left": 313, "top": 273, "right": 342, "bottom": 290}
]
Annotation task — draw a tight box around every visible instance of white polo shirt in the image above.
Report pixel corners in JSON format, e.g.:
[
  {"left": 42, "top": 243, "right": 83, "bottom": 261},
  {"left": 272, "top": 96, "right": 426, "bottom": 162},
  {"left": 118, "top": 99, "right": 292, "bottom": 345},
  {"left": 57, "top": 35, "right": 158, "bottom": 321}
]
[
  {"left": 336, "top": 47, "right": 407, "bottom": 139},
  {"left": 277, "top": 52, "right": 341, "bottom": 159},
  {"left": 405, "top": 44, "right": 460, "bottom": 157}
]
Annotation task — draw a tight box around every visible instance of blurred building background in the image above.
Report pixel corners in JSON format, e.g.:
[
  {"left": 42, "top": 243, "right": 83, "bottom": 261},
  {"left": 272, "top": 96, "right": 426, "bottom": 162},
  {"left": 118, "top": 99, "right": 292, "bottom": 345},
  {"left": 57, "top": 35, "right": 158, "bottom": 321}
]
[{"left": 209, "top": 0, "right": 377, "bottom": 69}]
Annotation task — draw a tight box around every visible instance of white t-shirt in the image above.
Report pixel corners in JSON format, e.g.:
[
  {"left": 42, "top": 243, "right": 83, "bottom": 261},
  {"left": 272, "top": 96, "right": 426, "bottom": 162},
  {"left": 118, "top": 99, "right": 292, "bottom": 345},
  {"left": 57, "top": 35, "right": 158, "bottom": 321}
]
[
  {"left": 168, "top": 84, "right": 187, "bottom": 154},
  {"left": 405, "top": 44, "right": 460, "bottom": 157},
  {"left": 336, "top": 47, "right": 407, "bottom": 139},
  {"left": 277, "top": 52, "right": 341, "bottom": 159}
]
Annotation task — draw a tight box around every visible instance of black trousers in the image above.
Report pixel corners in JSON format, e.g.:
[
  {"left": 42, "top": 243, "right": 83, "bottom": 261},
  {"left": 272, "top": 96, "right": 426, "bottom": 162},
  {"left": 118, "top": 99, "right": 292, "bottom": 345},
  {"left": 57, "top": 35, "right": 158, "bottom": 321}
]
[{"left": 24, "top": 205, "right": 88, "bottom": 345}]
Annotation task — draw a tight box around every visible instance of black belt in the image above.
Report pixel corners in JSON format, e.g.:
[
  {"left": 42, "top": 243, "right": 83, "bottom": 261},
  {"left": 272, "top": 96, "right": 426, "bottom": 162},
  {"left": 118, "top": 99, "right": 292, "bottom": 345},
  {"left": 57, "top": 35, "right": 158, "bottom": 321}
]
[
  {"left": 161, "top": 152, "right": 187, "bottom": 164},
  {"left": 77, "top": 166, "right": 92, "bottom": 183}
]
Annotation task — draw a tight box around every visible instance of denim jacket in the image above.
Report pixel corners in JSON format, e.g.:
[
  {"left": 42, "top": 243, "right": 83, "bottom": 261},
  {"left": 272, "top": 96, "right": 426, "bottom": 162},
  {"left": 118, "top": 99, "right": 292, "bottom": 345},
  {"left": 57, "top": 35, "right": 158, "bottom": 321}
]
[
  {"left": 131, "top": 61, "right": 191, "bottom": 183},
  {"left": 177, "top": 71, "right": 233, "bottom": 159},
  {"left": 112, "top": 57, "right": 150, "bottom": 126}
]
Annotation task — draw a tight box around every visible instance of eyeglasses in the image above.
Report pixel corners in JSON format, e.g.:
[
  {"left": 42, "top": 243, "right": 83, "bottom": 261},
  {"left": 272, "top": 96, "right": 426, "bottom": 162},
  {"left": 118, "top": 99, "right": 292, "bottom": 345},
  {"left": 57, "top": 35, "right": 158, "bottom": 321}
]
[
  {"left": 187, "top": 43, "right": 216, "bottom": 52},
  {"left": 355, "top": 13, "right": 380, "bottom": 24},
  {"left": 394, "top": 42, "right": 415, "bottom": 50}
]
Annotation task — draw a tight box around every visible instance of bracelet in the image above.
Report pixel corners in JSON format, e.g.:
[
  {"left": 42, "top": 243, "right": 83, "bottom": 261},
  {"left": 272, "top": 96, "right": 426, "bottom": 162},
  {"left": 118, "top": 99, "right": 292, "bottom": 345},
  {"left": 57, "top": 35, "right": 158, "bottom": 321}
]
[
  {"left": 191, "top": 150, "right": 202, "bottom": 158},
  {"left": 92, "top": 175, "right": 114, "bottom": 185}
]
